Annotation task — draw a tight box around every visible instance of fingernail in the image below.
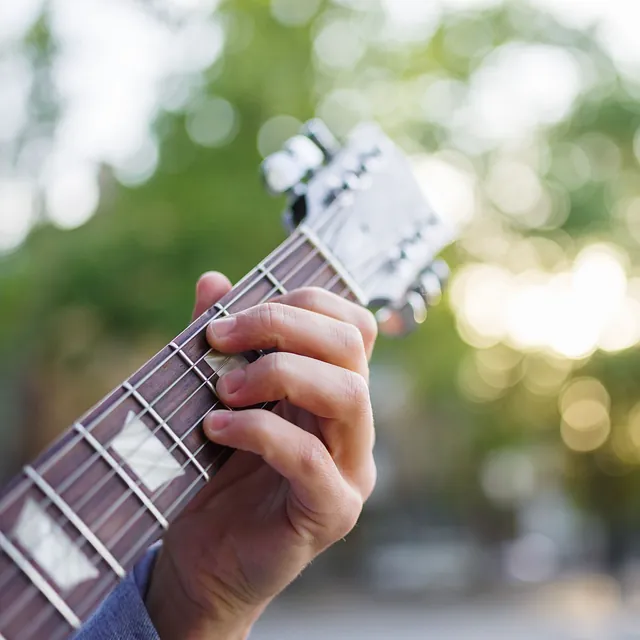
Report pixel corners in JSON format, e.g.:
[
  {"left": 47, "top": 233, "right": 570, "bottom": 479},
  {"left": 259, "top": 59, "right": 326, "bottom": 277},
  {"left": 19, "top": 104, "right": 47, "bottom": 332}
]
[
  {"left": 205, "top": 411, "right": 233, "bottom": 434},
  {"left": 217, "top": 368, "right": 246, "bottom": 395},
  {"left": 209, "top": 316, "right": 236, "bottom": 338}
]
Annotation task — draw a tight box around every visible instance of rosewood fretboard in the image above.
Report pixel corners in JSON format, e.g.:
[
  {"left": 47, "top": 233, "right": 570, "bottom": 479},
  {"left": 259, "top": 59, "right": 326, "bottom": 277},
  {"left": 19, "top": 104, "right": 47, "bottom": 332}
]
[{"left": 0, "top": 228, "right": 359, "bottom": 640}]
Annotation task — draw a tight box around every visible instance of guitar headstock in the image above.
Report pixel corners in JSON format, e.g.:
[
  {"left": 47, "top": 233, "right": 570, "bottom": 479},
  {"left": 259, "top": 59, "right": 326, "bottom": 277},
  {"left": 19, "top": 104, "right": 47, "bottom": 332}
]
[{"left": 261, "top": 120, "right": 456, "bottom": 336}]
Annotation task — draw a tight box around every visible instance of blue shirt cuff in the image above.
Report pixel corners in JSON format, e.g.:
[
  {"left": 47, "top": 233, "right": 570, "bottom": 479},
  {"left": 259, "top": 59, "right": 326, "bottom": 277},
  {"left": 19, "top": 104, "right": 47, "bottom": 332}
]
[{"left": 73, "top": 545, "right": 160, "bottom": 640}]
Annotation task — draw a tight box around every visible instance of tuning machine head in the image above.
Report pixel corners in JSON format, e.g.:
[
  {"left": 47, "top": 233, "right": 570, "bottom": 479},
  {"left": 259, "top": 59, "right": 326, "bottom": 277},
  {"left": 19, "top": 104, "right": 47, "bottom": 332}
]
[
  {"left": 374, "top": 291, "right": 428, "bottom": 338},
  {"left": 261, "top": 135, "right": 325, "bottom": 196},
  {"left": 374, "top": 258, "right": 451, "bottom": 337},
  {"left": 260, "top": 119, "right": 343, "bottom": 196},
  {"left": 417, "top": 259, "right": 450, "bottom": 307},
  {"left": 260, "top": 119, "right": 457, "bottom": 336},
  {"left": 300, "top": 118, "right": 340, "bottom": 158},
  {"left": 261, "top": 119, "right": 387, "bottom": 234}
]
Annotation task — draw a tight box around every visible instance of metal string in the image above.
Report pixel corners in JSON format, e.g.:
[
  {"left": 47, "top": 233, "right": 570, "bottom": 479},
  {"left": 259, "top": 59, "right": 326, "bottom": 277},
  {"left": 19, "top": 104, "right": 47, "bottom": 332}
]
[
  {"left": 0, "top": 231, "right": 305, "bottom": 521},
  {"left": 18, "top": 271, "right": 351, "bottom": 639},
  {"left": 0, "top": 193, "right": 360, "bottom": 634},
  {"left": 75, "top": 274, "right": 354, "bottom": 624},
  {"left": 0, "top": 258, "right": 351, "bottom": 636},
  {"left": 60, "top": 247, "right": 326, "bottom": 538},
  {"left": 93, "top": 264, "right": 346, "bottom": 555},
  {"left": 0, "top": 234, "right": 313, "bottom": 617},
  {"left": 0, "top": 236, "right": 318, "bottom": 585},
  {"left": 39, "top": 241, "right": 325, "bottom": 526}
]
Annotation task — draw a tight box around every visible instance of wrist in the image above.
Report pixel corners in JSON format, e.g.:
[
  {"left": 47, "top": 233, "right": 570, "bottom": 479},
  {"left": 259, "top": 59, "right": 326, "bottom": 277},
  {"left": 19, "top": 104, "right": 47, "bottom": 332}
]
[{"left": 145, "top": 547, "right": 267, "bottom": 640}]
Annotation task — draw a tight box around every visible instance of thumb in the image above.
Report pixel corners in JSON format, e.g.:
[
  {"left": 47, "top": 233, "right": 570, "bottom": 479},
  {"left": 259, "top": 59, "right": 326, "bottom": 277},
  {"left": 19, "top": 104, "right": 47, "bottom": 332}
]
[{"left": 192, "top": 271, "right": 233, "bottom": 320}]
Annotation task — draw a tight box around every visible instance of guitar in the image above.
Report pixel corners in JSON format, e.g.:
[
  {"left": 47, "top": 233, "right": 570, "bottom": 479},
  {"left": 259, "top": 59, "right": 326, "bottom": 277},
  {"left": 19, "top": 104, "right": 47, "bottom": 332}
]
[{"left": 0, "top": 120, "right": 454, "bottom": 639}]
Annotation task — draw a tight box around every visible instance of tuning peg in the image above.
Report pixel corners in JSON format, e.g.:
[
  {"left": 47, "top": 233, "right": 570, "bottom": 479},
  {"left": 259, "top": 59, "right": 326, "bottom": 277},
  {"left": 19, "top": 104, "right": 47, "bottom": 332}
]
[
  {"left": 261, "top": 134, "right": 326, "bottom": 196},
  {"left": 430, "top": 259, "right": 450, "bottom": 289},
  {"left": 417, "top": 259, "right": 451, "bottom": 306},
  {"left": 374, "top": 291, "right": 428, "bottom": 337},
  {"left": 300, "top": 119, "right": 340, "bottom": 158},
  {"left": 261, "top": 151, "right": 306, "bottom": 195},
  {"left": 418, "top": 270, "right": 443, "bottom": 307},
  {"left": 284, "top": 135, "right": 324, "bottom": 174}
]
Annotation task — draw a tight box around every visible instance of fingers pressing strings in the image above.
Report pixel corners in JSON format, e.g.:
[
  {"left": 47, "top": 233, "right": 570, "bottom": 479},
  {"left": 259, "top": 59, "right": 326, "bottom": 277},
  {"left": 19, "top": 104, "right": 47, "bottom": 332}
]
[
  {"left": 270, "top": 288, "right": 378, "bottom": 360},
  {"left": 215, "top": 352, "right": 375, "bottom": 493},
  {"left": 207, "top": 301, "right": 370, "bottom": 379}
]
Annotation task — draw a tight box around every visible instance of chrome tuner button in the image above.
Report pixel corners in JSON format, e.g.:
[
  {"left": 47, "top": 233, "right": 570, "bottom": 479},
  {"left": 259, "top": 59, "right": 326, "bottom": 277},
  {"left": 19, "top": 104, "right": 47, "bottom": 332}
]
[
  {"left": 284, "top": 135, "right": 324, "bottom": 174},
  {"left": 261, "top": 151, "right": 307, "bottom": 195},
  {"left": 300, "top": 119, "right": 340, "bottom": 158},
  {"left": 418, "top": 270, "right": 443, "bottom": 307},
  {"left": 430, "top": 259, "right": 451, "bottom": 288},
  {"left": 375, "top": 292, "right": 428, "bottom": 337}
]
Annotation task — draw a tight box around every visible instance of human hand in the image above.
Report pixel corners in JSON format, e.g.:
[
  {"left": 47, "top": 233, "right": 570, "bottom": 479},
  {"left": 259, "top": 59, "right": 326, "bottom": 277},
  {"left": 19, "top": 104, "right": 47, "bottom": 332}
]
[{"left": 146, "top": 271, "right": 378, "bottom": 639}]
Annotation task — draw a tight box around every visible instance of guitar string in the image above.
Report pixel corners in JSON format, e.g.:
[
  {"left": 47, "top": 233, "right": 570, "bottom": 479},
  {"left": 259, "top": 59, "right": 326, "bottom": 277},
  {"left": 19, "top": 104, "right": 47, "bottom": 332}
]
[
  {"left": 3, "top": 265, "right": 348, "bottom": 638},
  {"left": 5, "top": 181, "right": 448, "bottom": 634},
  {"left": 33, "top": 243, "right": 326, "bottom": 532},
  {"left": 13, "top": 273, "right": 352, "bottom": 639},
  {"left": 23, "top": 198, "right": 359, "bottom": 494},
  {"left": 10, "top": 265, "right": 390, "bottom": 637},
  {"left": 53, "top": 251, "right": 330, "bottom": 543},
  {"left": 1, "top": 199, "right": 366, "bottom": 632},
  {"left": 0, "top": 223, "right": 351, "bottom": 612},
  {"left": 0, "top": 230, "right": 307, "bottom": 519},
  {"left": 0, "top": 241, "right": 325, "bottom": 599},
  {"left": 73, "top": 275, "right": 355, "bottom": 627},
  {"left": 27, "top": 243, "right": 410, "bottom": 638},
  {"left": 0, "top": 233, "right": 315, "bottom": 614},
  {"left": 4, "top": 230, "right": 411, "bottom": 634},
  {"left": 0, "top": 188, "right": 368, "bottom": 517}
]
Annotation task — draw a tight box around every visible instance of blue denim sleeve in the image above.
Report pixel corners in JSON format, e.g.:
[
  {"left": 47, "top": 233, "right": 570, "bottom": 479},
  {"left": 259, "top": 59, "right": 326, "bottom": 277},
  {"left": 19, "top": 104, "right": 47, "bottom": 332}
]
[{"left": 73, "top": 546, "right": 160, "bottom": 640}]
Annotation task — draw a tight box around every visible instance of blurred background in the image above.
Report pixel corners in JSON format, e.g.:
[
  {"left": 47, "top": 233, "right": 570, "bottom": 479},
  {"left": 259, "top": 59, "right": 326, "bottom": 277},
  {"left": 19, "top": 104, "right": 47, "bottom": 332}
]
[{"left": 3, "top": 0, "right": 640, "bottom": 637}]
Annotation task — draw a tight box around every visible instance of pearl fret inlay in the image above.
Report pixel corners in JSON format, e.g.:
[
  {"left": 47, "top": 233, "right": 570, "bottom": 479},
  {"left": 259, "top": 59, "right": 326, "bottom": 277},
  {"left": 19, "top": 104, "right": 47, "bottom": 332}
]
[
  {"left": 111, "top": 411, "right": 185, "bottom": 492},
  {"left": 204, "top": 350, "right": 247, "bottom": 377},
  {"left": 13, "top": 498, "right": 99, "bottom": 591}
]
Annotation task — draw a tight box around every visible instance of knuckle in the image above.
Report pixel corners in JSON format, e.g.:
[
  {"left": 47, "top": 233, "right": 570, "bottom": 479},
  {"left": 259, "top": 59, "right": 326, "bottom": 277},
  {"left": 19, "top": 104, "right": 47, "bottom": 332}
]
[
  {"left": 359, "top": 309, "right": 379, "bottom": 349},
  {"left": 335, "top": 321, "right": 364, "bottom": 354},
  {"left": 330, "top": 489, "right": 363, "bottom": 540},
  {"left": 262, "top": 351, "right": 291, "bottom": 383},
  {"left": 342, "top": 370, "right": 371, "bottom": 410},
  {"left": 297, "top": 437, "right": 330, "bottom": 477},
  {"left": 291, "top": 287, "right": 325, "bottom": 310},
  {"left": 256, "top": 302, "right": 287, "bottom": 331}
]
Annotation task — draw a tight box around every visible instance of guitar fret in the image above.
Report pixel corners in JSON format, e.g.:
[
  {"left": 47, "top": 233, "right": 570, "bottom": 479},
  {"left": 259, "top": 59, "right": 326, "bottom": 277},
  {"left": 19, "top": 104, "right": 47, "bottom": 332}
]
[
  {"left": 23, "top": 466, "right": 125, "bottom": 580},
  {"left": 214, "top": 302, "right": 231, "bottom": 316},
  {"left": 121, "top": 381, "right": 210, "bottom": 483},
  {"left": 73, "top": 423, "right": 169, "bottom": 530},
  {"left": 298, "top": 224, "right": 366, "bottom": 304},
  {"left": 257, "top": 263, "right": 288, "bottom": 294},
  {"left": 0, "top": 531, "right": 80, "bottom": 630},
  {"left": 169, "top": 342, "right": 215, "bottom": 394}
]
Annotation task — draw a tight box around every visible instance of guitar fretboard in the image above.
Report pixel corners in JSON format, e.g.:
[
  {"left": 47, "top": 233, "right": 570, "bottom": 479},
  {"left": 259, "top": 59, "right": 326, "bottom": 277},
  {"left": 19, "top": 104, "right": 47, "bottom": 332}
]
[{"left": 0, "top": 227, "right": 360, "bottom": 640}]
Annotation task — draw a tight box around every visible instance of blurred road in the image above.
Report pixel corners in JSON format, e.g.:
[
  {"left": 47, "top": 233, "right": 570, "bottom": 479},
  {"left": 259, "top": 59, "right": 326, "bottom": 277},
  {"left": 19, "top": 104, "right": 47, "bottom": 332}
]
[{"left": 252, "top": 581, "right": 640, "bottom": 640}]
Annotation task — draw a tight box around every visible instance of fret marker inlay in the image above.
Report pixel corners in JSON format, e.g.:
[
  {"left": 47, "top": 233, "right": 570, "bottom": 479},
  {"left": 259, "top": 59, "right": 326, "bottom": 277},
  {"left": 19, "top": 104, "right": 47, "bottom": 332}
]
[
  {"left": 111, "top": 411, "right": 185, "bottom": 491},
  {"left": 204, "top": 351, "right": 247, "bottom": 378},
  {"left": 13, "top": 498, "right": 99, "bottom": 592}
]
